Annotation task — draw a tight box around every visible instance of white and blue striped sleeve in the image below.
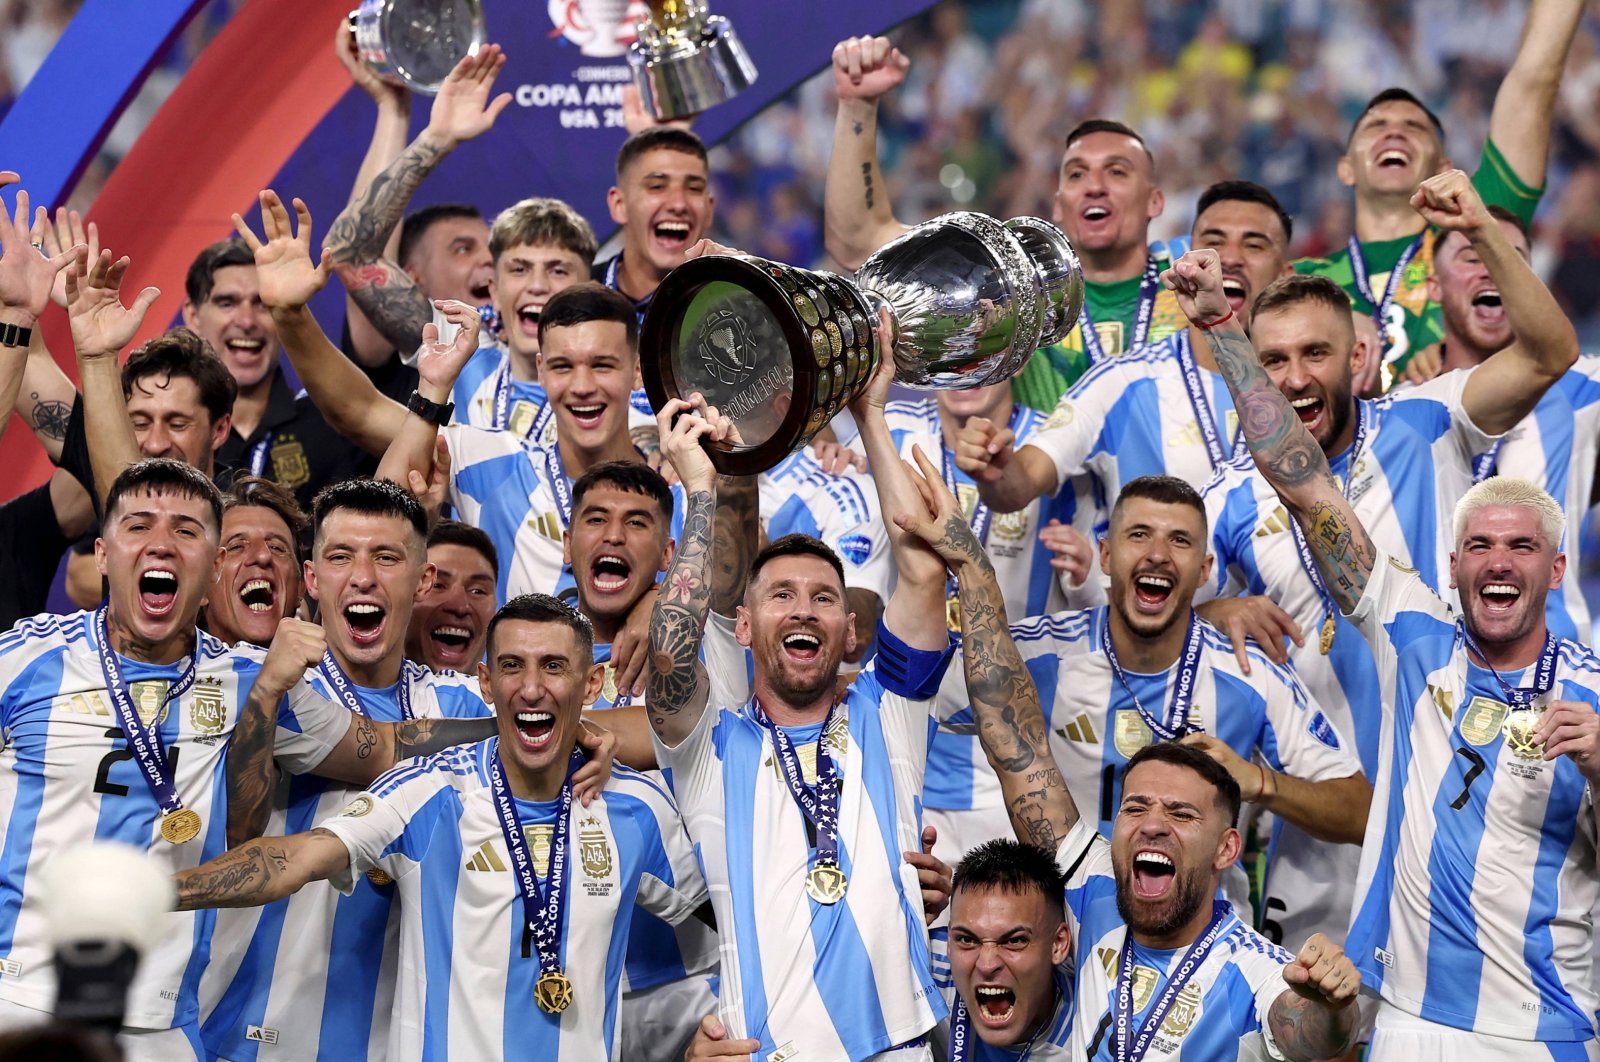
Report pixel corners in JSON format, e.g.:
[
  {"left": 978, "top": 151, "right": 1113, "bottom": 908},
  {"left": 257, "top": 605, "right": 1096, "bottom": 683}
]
[
  {"left": 318, "top": 762, "right": 455, "bottom": 894},
  {"left": 272, "top": 677, "right": 360, "bottom": 776},
  {"left": 1254, "top": 657, "right": 1362, "bottom": 781},
  {"left": 616, "top": 775, "right": 710, "bottom": 925},
  {"left": 1025, "top": 363, "right": 1124, "bottom": 491}
]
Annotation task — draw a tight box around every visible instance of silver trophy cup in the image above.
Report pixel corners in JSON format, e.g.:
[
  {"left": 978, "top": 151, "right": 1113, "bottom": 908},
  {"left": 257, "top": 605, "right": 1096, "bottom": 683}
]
[
  {"left": 349, "top": 0, "right": 486, "bottom": 95},
  {"left": 640, "top": 212, "right": 1084, "bottom": 476},
  {"left": 628, "top": 0, "right": 758, "bottom": 120}
]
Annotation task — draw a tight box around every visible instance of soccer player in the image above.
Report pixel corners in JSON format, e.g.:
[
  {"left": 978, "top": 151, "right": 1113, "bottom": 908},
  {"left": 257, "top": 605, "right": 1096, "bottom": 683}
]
[
  {"left": 902, "top": 451, "right": 1365, "bottom": 1062},
  {"left": 0, "top": 460, "right": 498, "bottom": 1059},
  {"left": 645, "top": 344, "right": 957, "bottom": 1059},
  {"left": 407, "top": 520, "right": 499, "bottom": 673},
  {"left": 202, "top": 476, "right": 307, "bottom": 648},
  {"left": 173, "top": 593, "right": 711, "bottom": 1062},
  {"left": 1296, "top": 0, "right": 1581, "bottom": 384},
  {"left": 599, "top": 127, "right": 716, "bottom": 322},
  {"left": 822, "top": 36, "right": 1185, "bottom": 409},
  {"left": 1167, "top": 246, "right": 1600, "bottom": 1056}
]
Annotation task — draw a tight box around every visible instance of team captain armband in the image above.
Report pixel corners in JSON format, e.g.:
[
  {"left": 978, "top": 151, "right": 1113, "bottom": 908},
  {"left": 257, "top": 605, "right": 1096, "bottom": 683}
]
[{"left": 872, "top": 621, "right": 956, "bottom": 700}]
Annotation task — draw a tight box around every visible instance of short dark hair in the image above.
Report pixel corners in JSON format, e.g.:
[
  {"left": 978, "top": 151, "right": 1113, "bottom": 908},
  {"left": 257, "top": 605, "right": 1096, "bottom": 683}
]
[
  {"left": 1110, "top": 475, "right": 1207, "bottom": 535},
  {"left": 1123, "top": 741, "right": 1242, "bottom": 827},
  {"left": 1064, "top": 118, "right": 1154, "bottom": 170},
  {"left": 1195, "top": 179, "right": 1293, "bottom": 244},
  {"left": 185, "top": 237, "right": 256, "bottom": 307},
  {"left": 487, "top": 593, "right": 595, "bottom": 666},
  {"left": 123, "top": 328, "right": 238, "bottom": 429},
  {"left": 222, "top": 475, "right": 308, "bottom": 565},
  {"left": 1348, "top": 87, "right": 1444, "bottom": 147},
  {"left": 311, "top": 479, "right": 428, "bottom": 546},
  {"left": 428, "top": 519, "right": 499, "bottom": 577},
  {"left": 398, "top": 204, "right": 484, "bottom": 269},
  {"left": 615, "top": 127, "right": 709, "bottom": 181},
  {"left": 1249, "top": 274, "right": 1355, "bottom": 328},
  {"left": 749, "top": 534, "right": 846, "bottom": 593},
  {"left": 105, "top": 458, "right": 224, "bottom": 533},
  {"left": 572, "top": 461, "right": 674, "bottom": 523},
  {"left": 537, "top": 281, "right": 639, "bottom": 351},
  {"left": 952, "top": 839, "right": 1066, "bottom": 920}
]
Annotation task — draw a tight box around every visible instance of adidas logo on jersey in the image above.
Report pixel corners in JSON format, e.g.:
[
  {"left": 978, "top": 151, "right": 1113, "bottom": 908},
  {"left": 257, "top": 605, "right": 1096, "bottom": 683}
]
[
  {"left": 1055, "top": 713, "right": 1099, "bottom": 744},
  {"left": 246, "top": 1026, "right": 279, "bottom": 1044},
  {"left": 1254, "top": 505, "right": 1292, "bottom": 538},
  {"left": 464, "top": 841, "right": 508, "bottom": 872},
  {"left": 527, "top": 511, "right": 562, "bottom": 542}
]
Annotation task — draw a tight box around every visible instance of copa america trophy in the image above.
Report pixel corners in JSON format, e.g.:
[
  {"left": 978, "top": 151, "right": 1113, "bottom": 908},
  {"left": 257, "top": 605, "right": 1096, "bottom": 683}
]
[
  {"left": 349, "top": 0, "right": 486, "bottom": 95},
  {"left": 640, "top": 212, "right": 1084, "bottom": 476},
  {"left": 628, "top": 0, "right": 758, "bottom": 120}
]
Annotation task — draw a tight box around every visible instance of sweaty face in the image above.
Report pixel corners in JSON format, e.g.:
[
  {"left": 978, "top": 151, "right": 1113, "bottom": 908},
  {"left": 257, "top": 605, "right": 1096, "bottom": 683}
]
[
  {"left": 608, "top": 147, "right": 713, "bottom": 280},
  {"left": 480, "top": 619, "right": 600, "bottom": 781},
  {"left": 1250, "top": 303, "right": 1362, "bottom": 455},
  {"left": 206, "top": 505, "right": 301, "bottom": 647},
  {"left": 126, "top": 374, "right": 228, "bottom": 474},
  {"left": 948, "top": 885, "right": 1070, "bottom": 1047},
  {"left": 96, "top": 490, "right": 222, "bottom": 653},
  {"left": 1190, "top": 198, "right": 1291, "bottom": 329},
  {"left": 1431, "top": 220, "right": 1527, "bottom": 358},
  {"left": 407, "top": 216, "right": 495, "bottom": 307},
  {"left": 1451, "top": 505, "right": 1564, "bottom": 649},
  {"left": 538, "top": 321, "right": 637, "bottom": 454},
  {"left": 1111, "top": 760, "right": 1239, "bottom": 943},
  {"left": 1340, "top": 100, "right": 1447, "bottom": 200},
  {"left": 1052, "top": 131, "right": 1162, "bottom": 259},
  {"left": 737, "top": 555, "right": 856, "bottom": 707},
  {"left": 563, "top": 485, "right": 672, "bottom": 629},
  {"left": 408, "top": 542, "right": 497, "bottom": 673},
  {"left": 183, "top": 264, "right": 278, "bottom": 389},
  {"left": 1102, "top": 498, "right": 1211, "bottom": 643},
  {"left": 493, "top": 243, "right": 590, "bottom": 360},
  {"left": 306, "top": 511, "right": 430, "bottom": 680}
]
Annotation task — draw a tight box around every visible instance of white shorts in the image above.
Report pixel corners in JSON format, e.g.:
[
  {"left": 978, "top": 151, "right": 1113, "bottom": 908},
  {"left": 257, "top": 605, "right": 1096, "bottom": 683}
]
[
  {"left": 620, "top": 972, "right": 718, "bottom": 1062},
  {"left": 1369, "top": 1001, "right": 1600, "bottom": 1061},
  {"left": 0, "top": 995, "right": 202, "bottom": 1062},
  {"left": 1259, "top": 821, "right": 1361, "bottom": 949}
]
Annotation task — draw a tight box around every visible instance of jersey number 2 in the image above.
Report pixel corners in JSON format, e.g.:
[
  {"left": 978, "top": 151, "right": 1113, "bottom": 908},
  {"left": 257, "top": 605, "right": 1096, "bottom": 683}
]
[{"left": 93, "top": 727, "right": 181, "bottom": 797}]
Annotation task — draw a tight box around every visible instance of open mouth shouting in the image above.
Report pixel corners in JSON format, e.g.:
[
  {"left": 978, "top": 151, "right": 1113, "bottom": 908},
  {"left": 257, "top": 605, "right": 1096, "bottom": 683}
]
[
  {"left": 588, "top": 553, "right": 634, "bottom": 597},
  {"left": 566, "top": 402, "right": 607, "bottom": 432},
  {"left": 428, "top": 623, "right": 475, "bottom": 667},
  {"left": 512, "top": 707, "right": 558, "bottom": 751},
  {"left": 1373, "top": 143, "right": 1413, "bottom": 172},
  {"left": 651, "top": 218, "right": 694, "bottom": 256},
  {"left": 514, "top": 303, "right": 543, "bottom": 343},
  {"left": 1469, "top": 288, "right": 1505, "bottom": 326},
  {"left": 342, "top": 601, "right": 388, "bottom": 648},
  {"left": 139, "top": 568, "right": 180, "bottom": 617},
  {"left": 1079, "top": 204, "right": 1112, "bottom": 231},
  {"left": 1131, "top": 572, "right": 1175, "bottom": 614},
  {"left": 1289, "top": 393, "right": 1327, "bottom": 435},
  {"left": 972, "top": 985, "right": 1018, "bottom": 1028},
  {"left": 1131, "top": 848, "right": 1177, "bottom": 900},
  {"left": 1478, "top": 581, "right": 1522, "bottom": 616},
  {"left": 781, "top": 629, "right": 823, "bottom": 664},
  {"left": 222, "top": 335, "right": 268, "bottom": 368},
  {"left": 240, "top": 577, "right": 276, "bottom": 614},
  {"left": 1220, "top": 275, "right": 1248, "bottom": 314}
]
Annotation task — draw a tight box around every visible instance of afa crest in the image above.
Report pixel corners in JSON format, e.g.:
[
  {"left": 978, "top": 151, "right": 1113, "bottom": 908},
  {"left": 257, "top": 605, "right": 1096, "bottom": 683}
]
[
  {"left": 189, "top": 677, "right": 226, "bottom": 735},
  {"left": 269, "top": 438, "right": 310, "bottom": 490},
  {"left": 579, "top": 822, "right": 614, "bottom": 878}
]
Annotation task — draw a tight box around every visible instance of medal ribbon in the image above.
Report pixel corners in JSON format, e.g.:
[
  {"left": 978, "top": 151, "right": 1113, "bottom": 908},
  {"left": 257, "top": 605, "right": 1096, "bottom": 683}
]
[
  {"left": 317, "top": 650, "right": 413, "bottom": 720},
  {"left": 543, "top": 443, "right": 575, "bottom": 530},
  {"left": 1459, "top": 624, "right": 1558, "bottom": 707},
  {"left": 489, "top": 740, "right": 581, "bottom": 970},
  {"left": 1101, "top": 612, "right": 1206, "bottom": 741},
  {"left": 1081, "top": 256, "right": 1161, "bottom": 368},
  {"left": 247, "top": 432, "right": 275, "bottom": 478},
  {"left": 1174, "top": 331, "right": 1244, "bottom": 470},
  {"left": 1287, "top": 402, "right": 1369, "bottom": 637},
  {"left": 1346, "top": 234, "right": 1422, "bottom": 362},
  {"left": 941, "top": 404, "right": 1027, "bottom": 601},
  {"left": 492, "top": 360, "right": 554, "bottom": 442},
  {"left": 1472, "top": 439, "right": 1504, "bottom": 483},
  {"left": 1113, "top": 901, "right": 1230, "bottom": 1062},
  {"left": 92, "top": 606, "right": 200, "bottom": 818},
  {"left": 752, "top": 695, "right": 845, "bottom": 881}
]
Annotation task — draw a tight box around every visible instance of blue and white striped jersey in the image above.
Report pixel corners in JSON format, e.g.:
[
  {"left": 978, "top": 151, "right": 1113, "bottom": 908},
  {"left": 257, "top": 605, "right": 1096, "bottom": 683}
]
[
  {"left": 760, "top": 451, "right": 892, "bottom": 603},
  {"left": 198, "top": 663, "right": 490, "bottom": 1061},
  {"left": 451, "top": 343, "right": 558, "bottom": 444},
  {"left": 927, "top": 929, "right": 1074, "bottom": 1059},
  {"left": 1054, "top": 821, "right": 1296, "bottom": 1061},
  {"left": 441, "top": 424, "right": 686, "bottom": 605},
  {"left": 0, "top": 614, "right": 350, "bottom": 1029},
  {"left": 653, "top": 624, "right": 956, "bottom": 1062},
  {"left": 1346, "top": 551, "right": 1600, "bottom": 1041},
  {"left": 320, "top": 739, "right": 708, "bottom": 1062}
]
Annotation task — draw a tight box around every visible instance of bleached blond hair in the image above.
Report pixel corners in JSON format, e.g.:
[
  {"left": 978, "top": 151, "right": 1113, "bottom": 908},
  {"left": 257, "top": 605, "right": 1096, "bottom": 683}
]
[{"left": 1452, "top": 477, "right": 1564, "bottom": 550}]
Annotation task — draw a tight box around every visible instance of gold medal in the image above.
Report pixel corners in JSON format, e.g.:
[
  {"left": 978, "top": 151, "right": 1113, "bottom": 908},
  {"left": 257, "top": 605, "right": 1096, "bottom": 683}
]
[
  {"left": 160, "top": 808, "right": 202, "bottom": 845},
  {"left": 946, "top": 594, "right": 963, "bottom": 634},
  {"left": 365, "top": 867, "right": 394, "bottom": 887},
  {"left": 1319, "top": 615, "right": 1336, "bottom": 656},
  {"left": 534, "top": 969, "right": 574, "bottom": 1013},
  {"left": 805, "top": 864, "right": 848, "bottom": 904},
  {"left": 1503, "top": 708, "right": 1544, "bottom": 761}
]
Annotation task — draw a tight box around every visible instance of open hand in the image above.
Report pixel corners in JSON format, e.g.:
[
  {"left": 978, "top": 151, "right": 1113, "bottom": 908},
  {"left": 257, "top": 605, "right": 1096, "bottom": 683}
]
[
  {"left": 424, "top": 45, "right": 513, "bottom": 149},
  {"left": 0, "top": 186, "right": 80, "bottom": 320},
  {"left": 233, "top": 191, "right": 334, "bottom": 310},
  {"left": 65, "top": 248, "right": 161, "bottom": 360}
]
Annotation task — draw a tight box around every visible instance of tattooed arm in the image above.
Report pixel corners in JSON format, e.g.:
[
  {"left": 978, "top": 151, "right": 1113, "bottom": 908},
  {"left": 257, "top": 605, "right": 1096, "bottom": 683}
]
[
  {"left": 323, "top": 47, "right": 512, "bottom": 355},
  {"left": 175, "top": 828, "right": 351, "bottom": 911},
  {"left": 1165, "top": 250, "right": 1377, "bottom": 613},
  {"left": 306, "top": 713, "right": 499, "bottom": 788},
  {"left": 710, "top": 472, "right": 759, "bottom": 616},
  {"left": 823, "top": 36, "right": 913, "bottom": 270},
  {"left": 1267, "top": 934, "right": 1361, "bottom": 1060}
]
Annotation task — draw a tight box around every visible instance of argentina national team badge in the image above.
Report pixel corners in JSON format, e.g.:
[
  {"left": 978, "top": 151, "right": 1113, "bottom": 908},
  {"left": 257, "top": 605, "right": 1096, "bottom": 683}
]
[
  {"left": 1157, "top": 983, "right": 1203, "bottom": 1042},
  {"left": 269, "top": 438, "right": 310, "bottom": 490},
  {"left": 1114, "top": 711, "right": 1153, "bottom": 758},
  {"left": 579, "top": 821, "right": 614, "bottom": 880},
  {"left": 1458, "top": 696, "right": 1509, "bottom": 747},
  {"left": 189, "top": 678, "right": 226, "bottom": 736}
]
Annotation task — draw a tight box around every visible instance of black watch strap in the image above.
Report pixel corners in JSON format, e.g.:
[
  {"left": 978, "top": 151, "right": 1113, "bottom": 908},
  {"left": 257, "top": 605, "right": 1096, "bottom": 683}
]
[
  {"left": 0, "top": 322, "right": 33, "bottom": 347},
  {"left": 406, "top": 389, "right": 455, "bottom": 427}
]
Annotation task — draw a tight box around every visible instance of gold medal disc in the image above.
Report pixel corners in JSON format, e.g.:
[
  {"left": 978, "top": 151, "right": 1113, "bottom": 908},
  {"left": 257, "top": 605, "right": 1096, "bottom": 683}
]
[
  {"left": 946, "top": 595, "right": 963, "bottom": 634},
  {"left": 1318, "top": 615, "right": 1336, "bottom": 656},
  {"left": 535, "top": 969, "right": 574, "bottom": 1013},
  {"left": 160, "top": 808, "right": 202, "bottom": 845},
  {"left": 365, "top": 867, "right": 395, "bottom": 887},
  {"left": 805, "top": 864, "right": 848, "bottom": 904}
]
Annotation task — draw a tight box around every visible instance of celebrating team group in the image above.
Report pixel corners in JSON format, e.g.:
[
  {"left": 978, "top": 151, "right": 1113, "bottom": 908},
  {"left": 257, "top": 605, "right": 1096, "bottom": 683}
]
[{"left": 3, "top": 4, "right": 1600, "bottom": 1061}]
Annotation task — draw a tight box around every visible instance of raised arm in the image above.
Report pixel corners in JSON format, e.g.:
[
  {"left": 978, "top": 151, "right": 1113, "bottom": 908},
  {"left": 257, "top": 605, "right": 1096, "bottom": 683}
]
[
  {"left": 323, "top": 46, "right": 511, "bottom": 355},
  {"left": 226, "top": 618, "right": 328, "bottom": 846},
  {"left": 1267, "top": 934, "right": 1362, "bottom": 1061},
  {"left": 1166, "top": 250, "right": 1377, "bottom": 613},
  {"left": 1413, "top": 170, "right": 1577, "bottom": 434},
  {"left": 63, "top": 249, "right": 155, "bottom": 504},
  {"left": 1486, "top": 0, "right": 1583, "bottom": 193},
  {"left": 174, "top": 827, "right": 352, "bottom": 911},
  {"left": 2, "top": 184, "right": 80, "bottom": 453},
  {"left": 891, "top": 445, "right": 1077, "bottom": 849},
  {"left": 373, "top": 301, "right": 482, "bottom": 488},
  {"left": 957, "top": 417, "right": 1062, "bottom": 514},
  {"left": 823, "top": 36, "right": 913, "bottom": 270}
]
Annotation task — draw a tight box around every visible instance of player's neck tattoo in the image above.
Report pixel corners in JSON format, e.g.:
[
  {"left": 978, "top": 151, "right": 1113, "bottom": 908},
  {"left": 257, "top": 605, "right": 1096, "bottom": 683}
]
[{"left": 107, "top": 609, "right": 195, "bottom": 665}]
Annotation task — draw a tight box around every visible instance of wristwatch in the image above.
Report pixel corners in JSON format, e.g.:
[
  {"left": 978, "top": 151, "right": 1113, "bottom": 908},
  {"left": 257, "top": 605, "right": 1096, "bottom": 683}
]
[
  {"left": 0, "top": 322, "right": 33, "bottom": 347},
  {"left": 406, "top": 390, "right": 455, "bottom": 426}
]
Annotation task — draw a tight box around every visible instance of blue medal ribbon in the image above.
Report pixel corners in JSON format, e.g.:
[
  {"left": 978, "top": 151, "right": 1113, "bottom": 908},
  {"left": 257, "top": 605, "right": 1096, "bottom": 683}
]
[
  {"left": 1113, "top": 901, "right": 1230, "bottom": 1062},
  {"left": 543, "top": 443, "right": 575, "bottom": 531},
  {"left": 317, "top": 650, "right": 413, "bottom": 721},
  {"left": 1459, "top": 624, "right": 1558, "bottom": 707},
  {"left": 488, "top": 740, "right": 581, "bottom": 971},
  {"left": 1347, "top": 234, "right": 1422, "bottom": 364},
  {"left": 492, "top": 360, "right": 553, "bottom": 442},
  {"left": 1082, "top": 256, "right": 1161, "bottom": 368},
  {"left": 92, "top": 606, "right": 200, "bottom": 818},
  {"left": 752, "top": 695, "right": 845, "bottom": 881},
  {"left": 1102, "top": 612, "right": 1206, "bottom": 741},
  {"left": 1288, "top": 402, "right": 1369, "bottom": 637},
  {"left": 1174, "top": 332, "right": 1244, "bottom": 471},
  {"left": 1472, "top": 439, "right": 1503, "bottom": 483},
  {"left": 247, "top": 432, "right": 275, "bottom": 478}
]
